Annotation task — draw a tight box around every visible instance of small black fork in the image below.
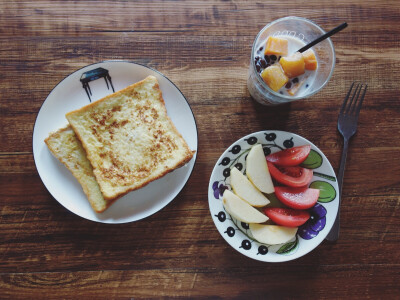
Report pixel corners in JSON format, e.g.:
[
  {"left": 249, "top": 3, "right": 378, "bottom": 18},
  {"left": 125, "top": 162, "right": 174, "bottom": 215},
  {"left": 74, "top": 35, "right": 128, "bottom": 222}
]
[{"left": 326, "top": 82, "right": 368, "bottom": 242}]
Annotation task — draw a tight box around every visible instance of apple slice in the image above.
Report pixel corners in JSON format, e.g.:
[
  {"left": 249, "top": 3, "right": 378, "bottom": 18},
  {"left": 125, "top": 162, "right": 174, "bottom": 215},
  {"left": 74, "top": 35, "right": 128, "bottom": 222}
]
[
  {"left": 249, "top": 223, "right": 297, "bottom": 245},
  {"left": 223, "top": 190, "right": 269, "bottom": 224},
  {"left": 230, "top": 167, "right": 270, "bottom": 207},
  {"left": 246, "top": 144, "right": 274, "bottom": 194}
]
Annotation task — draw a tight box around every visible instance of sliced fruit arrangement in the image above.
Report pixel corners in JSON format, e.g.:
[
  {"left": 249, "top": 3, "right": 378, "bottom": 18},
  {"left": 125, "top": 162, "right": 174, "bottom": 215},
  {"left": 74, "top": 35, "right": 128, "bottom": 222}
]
[
  {"left": 249, "top": 223, "right": 297, "bottom": 245},
  {"left": 223, "top": 143, "right": 322, "bottom": 246},
  {"left": 266, "top": 145, "right": 311, "bottom": 166},
  {"left": 264, "top": 208, "right": 310, "bottom": 228},
  {"left": 274, "top": 186, "right": 319, "bottom": 209},
  {"left": 246, "top": 144, "right": 274, "bottom": 194},
  {"left": 230, "top": 167, "right": 270, "bottom": 207},
  {"left": 267, "top": 162, "right": 313, "bottom": 187},
  {"left": 223, "top": 190, "right": 268, "bottom": 224}
]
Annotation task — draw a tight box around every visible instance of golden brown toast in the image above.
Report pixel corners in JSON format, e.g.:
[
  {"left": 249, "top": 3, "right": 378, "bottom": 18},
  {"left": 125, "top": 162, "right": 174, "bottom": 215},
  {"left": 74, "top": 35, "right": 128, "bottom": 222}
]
[
  {"left": 66, "top": 75, "right": 195, "bottom": 201},
  {"left": 44, "top": 125, "right": 112, "bottom": 213}
]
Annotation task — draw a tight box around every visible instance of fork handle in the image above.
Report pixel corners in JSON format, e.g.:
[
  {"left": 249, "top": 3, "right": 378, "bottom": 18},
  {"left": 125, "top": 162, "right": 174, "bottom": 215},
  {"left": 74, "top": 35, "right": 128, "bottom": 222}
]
[{"left": 325, "top": 137, "right": 349, "bottom": 242}]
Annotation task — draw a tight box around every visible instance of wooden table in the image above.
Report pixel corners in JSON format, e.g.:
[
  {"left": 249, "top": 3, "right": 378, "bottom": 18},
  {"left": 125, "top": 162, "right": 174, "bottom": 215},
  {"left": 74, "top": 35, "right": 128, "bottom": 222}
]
[{"left": 1, "top": 1, "right": 400, "bottom": 298}]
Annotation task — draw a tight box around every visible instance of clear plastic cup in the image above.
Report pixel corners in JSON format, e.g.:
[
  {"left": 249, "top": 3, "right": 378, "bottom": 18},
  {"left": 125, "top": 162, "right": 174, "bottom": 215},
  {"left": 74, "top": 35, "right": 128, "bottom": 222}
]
[{"left": 247, "top": 16, "right": 336, "bottom": 105}]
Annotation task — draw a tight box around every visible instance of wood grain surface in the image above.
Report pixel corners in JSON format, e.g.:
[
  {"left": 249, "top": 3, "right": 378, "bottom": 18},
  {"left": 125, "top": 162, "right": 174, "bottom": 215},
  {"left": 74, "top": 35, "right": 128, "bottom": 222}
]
[{"left": 1, "top": 0, "right": 400, "bottom": 298}]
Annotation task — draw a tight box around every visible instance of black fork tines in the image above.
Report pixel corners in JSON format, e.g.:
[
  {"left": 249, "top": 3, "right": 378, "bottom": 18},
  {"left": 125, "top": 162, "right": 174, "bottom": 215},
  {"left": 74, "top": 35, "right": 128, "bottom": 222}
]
[{"left": 340, "top": 82, "right": 368, "bottom": 116}]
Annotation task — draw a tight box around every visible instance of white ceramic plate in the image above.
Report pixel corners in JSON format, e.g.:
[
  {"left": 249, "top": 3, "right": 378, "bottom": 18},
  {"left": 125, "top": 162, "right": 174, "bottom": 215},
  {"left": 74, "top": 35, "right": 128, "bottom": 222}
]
[
  {"left": 33, "top": 61, "right": 197, "bottom": 223},
  {"left": 208, "top": 131, "right": 338, "bottom": 262}
]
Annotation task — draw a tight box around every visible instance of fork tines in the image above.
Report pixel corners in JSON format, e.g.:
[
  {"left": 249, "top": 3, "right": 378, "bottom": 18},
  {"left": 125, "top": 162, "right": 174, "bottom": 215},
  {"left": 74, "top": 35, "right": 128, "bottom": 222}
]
[{"left": 340, "top": 82, "right": 368, "bottom": 116}]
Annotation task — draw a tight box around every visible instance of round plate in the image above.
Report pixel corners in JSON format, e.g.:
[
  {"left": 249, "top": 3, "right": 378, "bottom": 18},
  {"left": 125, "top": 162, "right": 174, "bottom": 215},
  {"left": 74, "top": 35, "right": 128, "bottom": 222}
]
[
  {"left": 33, "top": 61, "right": 198, "bottom": 223},
  {"left": 208, "top": 131, "right": 338, "bottom": 262}
]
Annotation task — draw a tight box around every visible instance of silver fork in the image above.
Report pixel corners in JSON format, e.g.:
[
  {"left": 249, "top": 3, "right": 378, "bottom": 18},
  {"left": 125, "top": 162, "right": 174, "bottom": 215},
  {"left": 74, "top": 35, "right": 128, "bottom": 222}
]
[{"left": 326, "top": 82, "right": 367, "bottom": 242}]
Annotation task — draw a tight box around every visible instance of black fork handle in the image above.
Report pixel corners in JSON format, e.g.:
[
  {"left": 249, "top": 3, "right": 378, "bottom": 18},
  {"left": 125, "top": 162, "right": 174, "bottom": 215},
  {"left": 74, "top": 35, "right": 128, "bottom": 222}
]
[{"left": 326, "top": 137, "right": 349, "bottom": 242}]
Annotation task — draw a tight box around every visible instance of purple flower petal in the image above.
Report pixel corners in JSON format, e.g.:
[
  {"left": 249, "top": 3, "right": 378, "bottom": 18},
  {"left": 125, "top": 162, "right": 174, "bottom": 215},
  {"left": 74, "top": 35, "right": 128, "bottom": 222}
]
[
  {"left": 214, "top": 188, "right": 220, "bottom": 199},
  {"left": 298, "top": 223, "right": 319, "bottom": 240},
  {"left": 219, "top": 184, "right": 227, "bottom": 196},
  {"left": 297, "top": 204, "right": 327, "bottom": 240},
  {"left": 212, "top": 181, "right": 219, "bottom": 190},
  {"left": 311, "top": 203, "right": 327, "bottom": 219},
  {"left": 310, "top": 216, "right": 326, "bottom": 232}
]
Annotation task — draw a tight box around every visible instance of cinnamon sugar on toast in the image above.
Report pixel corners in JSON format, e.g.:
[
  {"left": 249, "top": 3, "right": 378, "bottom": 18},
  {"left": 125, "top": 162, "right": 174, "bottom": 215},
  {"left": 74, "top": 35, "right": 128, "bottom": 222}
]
[
  {"left": 65, "top": 75, "right": 195, "bottom": 201},
  {"left": 44, "top": 125, "right": 111, "bottom": 213}
]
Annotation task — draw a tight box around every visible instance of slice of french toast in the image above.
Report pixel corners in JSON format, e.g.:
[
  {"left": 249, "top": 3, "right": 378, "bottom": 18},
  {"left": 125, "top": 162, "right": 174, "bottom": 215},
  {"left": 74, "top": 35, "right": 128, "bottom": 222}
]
[
  {"left": 66, "top": 75, "right": 195, "bottom": 201},
  {"left": 45, "top": 125, "right": 112, "bottom": 213}
]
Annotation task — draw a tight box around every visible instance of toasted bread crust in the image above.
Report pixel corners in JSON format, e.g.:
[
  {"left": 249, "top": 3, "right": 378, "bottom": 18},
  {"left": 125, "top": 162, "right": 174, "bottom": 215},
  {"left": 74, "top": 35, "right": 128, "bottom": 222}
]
[
  {"left": 66, "top": 75, "right": 194, "bottom": 201},
  {"left": 44, "top": 125, "right": 112, "bottom": 213}
]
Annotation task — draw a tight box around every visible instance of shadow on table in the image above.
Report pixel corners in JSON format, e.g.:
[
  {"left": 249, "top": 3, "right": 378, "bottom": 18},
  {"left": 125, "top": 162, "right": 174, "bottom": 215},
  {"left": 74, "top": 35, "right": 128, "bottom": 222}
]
[{"left": 247, "top": 94, "right": 292, "bottom": 131}]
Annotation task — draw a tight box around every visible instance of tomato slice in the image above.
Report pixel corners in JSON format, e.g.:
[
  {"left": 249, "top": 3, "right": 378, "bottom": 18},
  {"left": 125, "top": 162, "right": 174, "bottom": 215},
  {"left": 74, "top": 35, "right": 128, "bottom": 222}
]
[
  {"left": 267, "top": 161, "right": 313, "bottom": 187},
  {"left": 266, "top": 145, "right": 311, "bottom": 167},
  {"left": 275, "top": 186, "right": 320, "bottom": 209},
  {"left": 264, "top": 207, "right": 310, "bottom": 227}
]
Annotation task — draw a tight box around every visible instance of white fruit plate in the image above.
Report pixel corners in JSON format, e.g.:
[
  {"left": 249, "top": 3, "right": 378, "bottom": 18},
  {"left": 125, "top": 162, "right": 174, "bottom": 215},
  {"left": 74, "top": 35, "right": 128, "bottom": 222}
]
[
  {"left": 208, "top": 131, "right": 339, "bottom": 262},
  {"left": 33, "top": 61, "right": 197, "bottom": 224}
]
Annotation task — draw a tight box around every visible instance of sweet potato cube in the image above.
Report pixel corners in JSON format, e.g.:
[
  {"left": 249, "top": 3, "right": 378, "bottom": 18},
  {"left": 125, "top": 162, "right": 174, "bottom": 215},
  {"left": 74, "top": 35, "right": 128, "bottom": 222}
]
[
  {"left": 261, "top": 65, "right": 289, "bottom": 92},
  {"left": 264, "top": 37, "right": 288, "bottom": 56},
  {"left": 302, "top": 49, "right": 318, "bottom": 70},
  {"left": 279, "top": 52, "right": 305, "bottom": 78}
]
